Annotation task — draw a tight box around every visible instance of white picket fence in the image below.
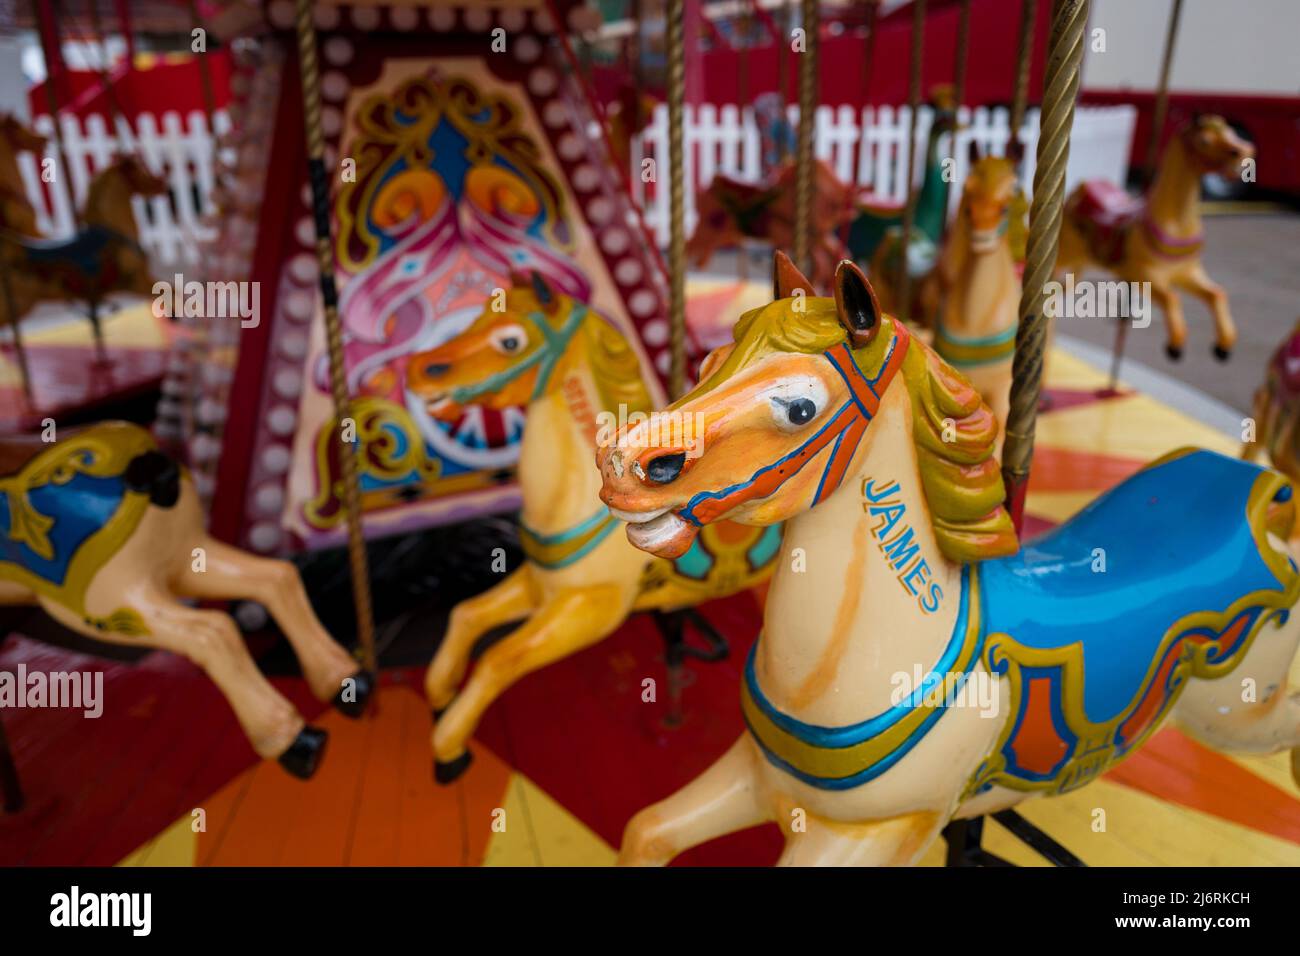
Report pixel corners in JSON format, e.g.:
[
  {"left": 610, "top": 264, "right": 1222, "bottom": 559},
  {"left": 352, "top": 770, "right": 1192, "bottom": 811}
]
[
  {"left": 631, "top": 103, "right": 1138, "bottom": 246},
  {"left": 16, "top": 110, "right": 233, "bottom": 269}
]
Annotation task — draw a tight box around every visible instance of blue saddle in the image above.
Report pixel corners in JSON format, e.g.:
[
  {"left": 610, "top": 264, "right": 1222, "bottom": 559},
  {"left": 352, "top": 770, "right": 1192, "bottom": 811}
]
[{"left": 20, "top": 225, "right": 118, "bottom": 276}]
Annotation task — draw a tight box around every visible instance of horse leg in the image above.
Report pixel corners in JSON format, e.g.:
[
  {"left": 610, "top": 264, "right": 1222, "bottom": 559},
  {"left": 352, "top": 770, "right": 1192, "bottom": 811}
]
[
  {"left": 1173, "top": 602, "right": 1300, "bottom": 788},
  {"left": 39, "top": 588, "right": 326, "bottom": 777},
  {"left": 775, "top": 810, "right": 944, "bottom": 866},
  {"left": 1149, "top": 283, "right": 1187, "bottom": 359},
  {"left": 1175, "top": 265, "right": 1236, "bottom": 359},
  {"left": 425, "top": 565, "right": 536, "bottom": 712},
  {"left": 431, "top": 586, "right": 627, "bottom": 781},
  {"left": 170, "top": 535, "right": 371, "bottom": 715},
  {"left": 618, "top": 735, "right": 771, "bottom": 865},
  {"left": 88, "top": 298, "right": 108, "bottom": 364}
]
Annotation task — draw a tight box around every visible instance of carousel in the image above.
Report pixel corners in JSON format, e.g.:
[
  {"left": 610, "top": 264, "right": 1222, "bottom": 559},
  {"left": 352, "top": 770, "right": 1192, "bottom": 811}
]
[{"left": 1, "top": 0, "right": 1298, "bottom": 870}]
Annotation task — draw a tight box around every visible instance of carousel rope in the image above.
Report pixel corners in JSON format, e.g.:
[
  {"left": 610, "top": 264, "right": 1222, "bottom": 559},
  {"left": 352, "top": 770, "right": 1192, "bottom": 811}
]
[
  {"left": 666, "top": 0, "right": 686, "bottom": 399},
  {"left": 1009, "top": 0, "right": 1038, "bottom": 139},
  {"left": 894, "top": 0, "right": 925, "bottom": 317},
  {"left": 793, "top": 0, "right": 818, "bottom": 279},
  {"left": 293, "top": 0, "right": 377, "bottom": 678},
  {"left": 1001, "top": 0, "right": 1091, "bottom": 532}
]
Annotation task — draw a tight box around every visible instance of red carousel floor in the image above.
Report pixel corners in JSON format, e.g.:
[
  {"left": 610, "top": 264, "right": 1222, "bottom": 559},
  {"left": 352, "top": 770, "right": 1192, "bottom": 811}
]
[{"left": 2, "top": 349, "right": 1300, "bottom": 866}]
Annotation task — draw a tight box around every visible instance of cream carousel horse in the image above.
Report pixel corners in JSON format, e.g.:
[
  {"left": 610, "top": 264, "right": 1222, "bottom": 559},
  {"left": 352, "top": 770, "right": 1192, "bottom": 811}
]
[
  {"left": 407, "top": 274, "right": 781, "bottom": 782},
  {"left": 0, "top": 154, "right": 168, "bottom": 363},
  {"left": 1055, "top": 115, "right": 1254, "bottom": 360},
  {"left": 0, "top": 114, "right": 47, "bottom": 237},
  {"left": 597, "top": 253, "right": 1300, "bottom": 866},
  {"left": 0, "top": 423, "right": 374, "bottom": 778},
  {"left": 933, "top": 150, "right": 1023, "bottom": 450}
]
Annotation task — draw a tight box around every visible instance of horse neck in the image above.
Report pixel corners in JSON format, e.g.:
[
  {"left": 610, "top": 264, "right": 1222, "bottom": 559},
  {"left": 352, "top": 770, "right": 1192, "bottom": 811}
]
[
  {"left": 1147, "top": 138, "right": 1203, "bottom": 237},
  {"left": 944, "top": 227, "right": 1017, "bottom": 337},
  {"left": 83, "top": 172, "right": 139, "bottom": 238},
  {"left": 517, "top": 346, "right": 611, "bottom": 538},
  {"left": 756, "top": 380, "right": 965, "bottom": 725}
]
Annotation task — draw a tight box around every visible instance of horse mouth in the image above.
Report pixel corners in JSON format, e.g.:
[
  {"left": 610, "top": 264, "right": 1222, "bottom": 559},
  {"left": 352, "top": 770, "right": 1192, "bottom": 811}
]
[
  {"left": 422, "top": 394, "right": 457, "bottom": 419},
  {"left": 970, "top": 228, "right": 1000, "bottom": 253},
  {"left": 612, "top": 506, "right": 698, "bottom": 559}
]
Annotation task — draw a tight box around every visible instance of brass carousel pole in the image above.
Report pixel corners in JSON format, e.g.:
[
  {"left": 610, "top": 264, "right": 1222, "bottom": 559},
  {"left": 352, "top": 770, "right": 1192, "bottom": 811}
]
[
  {"left": 1144, "top": 0, "right": 1184, "bottom": 182},
  {"left": 292, "top": 0, "right": 378, "bottom": 680},
  {"left": 894, "top": 0, "right": 926, "bottom": 318},
  {"left": 1001, "top": 0, "right": 1091, "bottom": 533},
  {"left": 793, "top": 0, "right": 818, "bottom": 279},
  {"left": 666, "top": 0, "right": 686, "bottom": 399},
  {"left": 1009, "top": 0, "right": 1038, "bottom": 145},
  {"left": 838, "top": 0, "right": 879, "bottom": 255}
]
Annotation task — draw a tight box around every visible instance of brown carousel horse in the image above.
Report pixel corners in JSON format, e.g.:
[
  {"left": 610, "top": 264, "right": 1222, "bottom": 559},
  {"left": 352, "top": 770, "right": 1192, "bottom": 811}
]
[
  {"left": 0, "top": 114, "right": 47, "bottom": 238},
  {"left": 687, "top": 158, "right": 856, "bottom": 293},
  {"left": 0, "top": 154, "right": 169, "bottom": 364},
  {"left": 1055, "top": 115, "right": 1254, "bottom": 360},
  {"left": 0, "top": 422, "right": 375, "bottom": 777}
]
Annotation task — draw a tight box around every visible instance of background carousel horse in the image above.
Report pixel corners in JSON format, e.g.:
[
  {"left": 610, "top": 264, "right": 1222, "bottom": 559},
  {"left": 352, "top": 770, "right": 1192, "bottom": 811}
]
[
  {"left": 933, "top": 149, "right": 1023, "bottom": 451},
  {"left": 0, "top": 154, "right": 169, "bottom": 364},
  {"left": 1055, "top": 115, "right": 1254, "bottom": 360},
  {"left": 686, "top": 158, "right": 855, "bottom": 293},
  {"left": 0, "top": 114, "right": 47, "bottom": 238},
  {"left": 1243, "top": 318, "right": 1300, "bottom": 481},
  {"left": 407, "top": 273, "right": 782, "bottom": 783},
  {"left": 598, "top": 253, "right": 1300, "bottom": 866},
  {"left": 0, "top": 422, "right": 375, "bottom": 778}
]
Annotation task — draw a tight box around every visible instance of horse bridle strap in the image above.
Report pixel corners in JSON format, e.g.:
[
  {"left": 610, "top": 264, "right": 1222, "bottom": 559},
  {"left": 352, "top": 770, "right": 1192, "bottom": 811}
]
[
  {"left": 678, "top": 322, "right": 911, "bottom": 527},
  {"left": 449, "top": 303, "right": 587, "bottom": 405}
]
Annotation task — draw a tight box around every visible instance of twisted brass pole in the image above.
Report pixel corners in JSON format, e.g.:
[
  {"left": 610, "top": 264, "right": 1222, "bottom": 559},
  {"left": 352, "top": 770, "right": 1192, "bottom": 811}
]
[
  {"left": 666, "top": 0, "right": 686, "bottom": 399},
  {"left": 894, "top": 0, "right": 925, "bottom": 318},
  {"left": 293, "top": 0, "right": 377, "bottom": 678},
  {"left": 1001, "top": 0, "right": 1091, "bottom": 531},
  {"left": 1144, "top": 0, "right": 1184, "bottom": 183},
  {"left": 1009, "top": 0, "right": 1038, "bottom": 139},
  {"left": 793, "top": 0, "right": 819, "bottom": 279}
]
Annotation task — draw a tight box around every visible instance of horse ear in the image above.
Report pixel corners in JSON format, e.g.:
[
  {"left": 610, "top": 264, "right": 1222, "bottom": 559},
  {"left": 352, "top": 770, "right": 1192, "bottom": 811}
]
[
  {"left": 509, "top": 270, "right": 531, "bottom": 289},
  {"left": 773, "top": 250, "right": 814, "bottom": 300},
  {"left": 529, "top": 270, "right": 559, "bottom": 312},
  {"left": 1007, "top": 137, "right": 1025, "bottom": 165},
  {"left": 833, "top": 260, "right": 881, "bottom": 348}
]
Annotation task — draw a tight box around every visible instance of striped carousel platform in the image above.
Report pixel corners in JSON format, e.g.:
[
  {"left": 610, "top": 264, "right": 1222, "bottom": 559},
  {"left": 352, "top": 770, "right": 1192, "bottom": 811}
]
[{"left": 2, "top": 289, "right": 1300, "bottom": 866}]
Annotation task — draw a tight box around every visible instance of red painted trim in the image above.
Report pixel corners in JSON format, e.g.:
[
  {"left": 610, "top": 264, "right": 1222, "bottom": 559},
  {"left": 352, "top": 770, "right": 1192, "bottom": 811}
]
[{"left": 206, "top": 57, "right": 305, "bottom": 546}]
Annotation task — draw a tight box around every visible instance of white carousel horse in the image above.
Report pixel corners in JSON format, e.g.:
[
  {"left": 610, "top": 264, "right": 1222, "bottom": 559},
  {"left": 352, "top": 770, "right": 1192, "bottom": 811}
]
[{"left": 595, "top": 252, "right": 1300, "bottom": 865}]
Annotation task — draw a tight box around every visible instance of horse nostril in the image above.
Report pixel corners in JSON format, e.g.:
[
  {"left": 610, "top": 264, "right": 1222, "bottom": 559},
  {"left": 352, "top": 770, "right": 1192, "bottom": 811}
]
[
  {"left": 645, "top": 452, "right": 686, "bottom": 484},
  {"left": 422, "top": 362, "right": 450, "bottom": 378}
]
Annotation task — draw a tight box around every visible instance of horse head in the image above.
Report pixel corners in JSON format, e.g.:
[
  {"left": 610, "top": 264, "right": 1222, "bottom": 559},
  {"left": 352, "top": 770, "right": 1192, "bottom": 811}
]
[
  {"left": 0, "top": 113, "right": 47, "bottom": 154},
  {"left": 113, "top": 154, "right": 170, "bottom": 198},
  {"left": 597, "top": 251, "right": 1016, "bottom": 561},
  {"left": 686, "top": 180, "right": 751, "bottom": 266},
  {"left": 406, "top": 271, "right": 592, "bottom": 421},
  {"left": 1180, "top": 115, "right": 1255, "bottom": 178},
  {"left": 959, "top": 147, "right": 1019, "bottom": 255}
]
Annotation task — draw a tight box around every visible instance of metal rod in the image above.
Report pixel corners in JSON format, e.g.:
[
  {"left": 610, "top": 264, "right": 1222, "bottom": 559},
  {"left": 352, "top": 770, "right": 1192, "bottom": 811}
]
[
  {"left": 1001, "top": 0, "right": 1091, "bottom": 532},
  {"left": 292, "top": 0, "right": 377, "bottom": 679},
  {"left": 1144, "top": 0, "right": 1184, "bottom": 183},
  {"left": 894, "top": 0, "right": 926, "bottom": 317},
  {"left": 666, "top": 0, "right": 687, "bottom": 398},
  {"left": 1009, "top": 0, "right": 1038, "bottom": 142},
  {"left": 793, "top": 0, "right": 819, "bottom": 279}
]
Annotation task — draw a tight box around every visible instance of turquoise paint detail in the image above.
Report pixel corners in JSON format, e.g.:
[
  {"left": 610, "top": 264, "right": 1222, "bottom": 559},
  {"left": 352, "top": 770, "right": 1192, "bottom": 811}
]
[
  {"left": 520, "top": 505, "right": 611, "bottom": 545},
  {"left": 672, "top": 535, "right": 714, "bottom": 580},
  {"left": 450, "top": 304, "right": 587, "bottom": 405},
  {"left": 746, "top": 524, "right": 783, "bottom": 571}
]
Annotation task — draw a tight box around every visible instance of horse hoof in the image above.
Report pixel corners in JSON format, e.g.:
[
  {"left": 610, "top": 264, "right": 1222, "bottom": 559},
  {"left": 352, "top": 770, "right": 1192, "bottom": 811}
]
[
  {"left": 434, "top": 750, "right": 473, "bottom": 785},
  {"left": 278, "top": 726, "right": 328, "bottom": 779},
  {"left": 1164, "top": 344, "right": 1183, "bottom": 361},
  {"left": 1213, "top": 344, "right": 1232, "bottom": 362},
  {"left": 333, "top": 670, "right": 375, "bottom": 718},
  {"left": 431, "top": 705, "right": 447, "bottom": 722}
]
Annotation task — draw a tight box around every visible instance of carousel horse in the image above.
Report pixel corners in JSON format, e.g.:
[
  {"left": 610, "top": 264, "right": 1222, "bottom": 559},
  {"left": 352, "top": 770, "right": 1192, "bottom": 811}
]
[
  {"left": 606, "top": 83, "right": 658, "bottom": 175},
  {"left": 932, "top": 150, "right": 1023, "bottom": 449},
  {"left": 1055, "top": 115, "right": 1254, "bottom": 360},
  {"left": 0, "top": 422, "right": 375, "bottom": 777},
  {"left": 0, "top": 154, "right": 169, "bottom": 363},
  {"left": 0, "top": 114, "right": 47, "bottom": 238},
  {"left": 598, "top": 252, "right": 1300, "bottom": 866},
  {"left": 686, "top": 158, "right": 855, "bottom": 293},
  {"left": 1243, "top": 319, "right": 1300, "bottom": 480},
  {"left": 407, "top": 273, "right": 782, "bottom": 782}
]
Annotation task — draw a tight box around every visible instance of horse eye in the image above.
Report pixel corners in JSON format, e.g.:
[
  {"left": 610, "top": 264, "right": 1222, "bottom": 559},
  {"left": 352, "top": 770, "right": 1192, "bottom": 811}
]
[
  {"left": 500, "top": 336, "right": 520, "bottom": 352},
  {"left": 786, "top": 398, "right": 816, "bottom": 425}
]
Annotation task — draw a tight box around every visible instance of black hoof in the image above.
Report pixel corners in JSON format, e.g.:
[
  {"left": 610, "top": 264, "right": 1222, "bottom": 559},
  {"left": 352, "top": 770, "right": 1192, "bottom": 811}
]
[
  {"left": 1212, "top": 344, "right": 1232, "bottom": 362},
  {"left": 434, "top": 750, "right": 473, "bottom": 785},
  {"left": 333, "top": 670, "right": 375, "bottom": 719},
  {"left": 431, "top": 706, "right": 447, "bottom": 722},
  {"left": 1164, "top": 343, "right": 1183, "bottom": 361},
  {"left": 278, "top": 726, "right": 328, "bottom": 779}
]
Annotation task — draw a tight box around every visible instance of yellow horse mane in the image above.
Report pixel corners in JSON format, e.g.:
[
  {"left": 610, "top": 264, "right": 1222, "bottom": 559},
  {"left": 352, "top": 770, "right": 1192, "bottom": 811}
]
[{"left": 702, "top": 297, "right": 1018, "bottom": 563}]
